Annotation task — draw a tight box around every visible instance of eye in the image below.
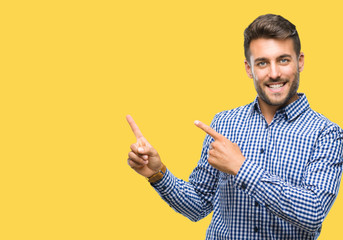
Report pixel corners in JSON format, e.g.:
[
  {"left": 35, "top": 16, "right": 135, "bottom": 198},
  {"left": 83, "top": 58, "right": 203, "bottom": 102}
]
[
  {"left": 280, "top": 58, "right": 290, "bottom": 64},
  {"left": 256, "top": 61, "right": 267, "bottom": 67}
]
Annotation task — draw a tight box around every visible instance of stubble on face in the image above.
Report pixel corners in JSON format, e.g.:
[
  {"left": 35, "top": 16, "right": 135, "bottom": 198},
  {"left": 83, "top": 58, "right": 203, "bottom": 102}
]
[{"left": 253, "top": 67, "right": 300, "bottom": 107}]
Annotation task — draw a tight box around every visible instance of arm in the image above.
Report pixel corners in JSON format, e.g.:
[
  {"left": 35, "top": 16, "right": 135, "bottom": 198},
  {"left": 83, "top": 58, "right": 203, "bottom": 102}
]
[
  {"left": 234, "top": 124, "right": 343, "bottom": 232},
  {"left": 126, "top": 115, "right": 219, "bottom": 221},
  {"left": 195, "top": 119, "right": 343, "bottom": 232},
  {"left": 151, "top": 156, "right": 219, "bottom": 222}
]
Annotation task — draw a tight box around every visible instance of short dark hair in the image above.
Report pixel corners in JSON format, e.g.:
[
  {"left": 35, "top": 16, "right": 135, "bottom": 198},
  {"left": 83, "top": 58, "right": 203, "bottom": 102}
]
[{"left": 244, "top": 14, "right": 301, "bottom": 62}]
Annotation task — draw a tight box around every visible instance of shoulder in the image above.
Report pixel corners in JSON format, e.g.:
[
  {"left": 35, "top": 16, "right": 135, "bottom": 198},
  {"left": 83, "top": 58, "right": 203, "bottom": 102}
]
[
  {"left": 301, "top": 108, "right": 343, "bottom": 143},
  {"left": 305, "top": 108, "right": 342, "bottom": 132}
]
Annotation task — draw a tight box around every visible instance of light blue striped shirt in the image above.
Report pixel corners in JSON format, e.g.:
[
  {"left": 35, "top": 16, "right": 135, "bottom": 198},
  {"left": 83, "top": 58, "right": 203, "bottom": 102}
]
[{"left": 152, "top": 94, "right": 343, "bottom": 239}]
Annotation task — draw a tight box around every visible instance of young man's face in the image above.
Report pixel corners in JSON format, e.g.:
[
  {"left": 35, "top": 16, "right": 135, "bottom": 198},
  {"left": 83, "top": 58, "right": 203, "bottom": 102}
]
[{"left": 244, "top": 38, "right": 304, "bottom": 108}]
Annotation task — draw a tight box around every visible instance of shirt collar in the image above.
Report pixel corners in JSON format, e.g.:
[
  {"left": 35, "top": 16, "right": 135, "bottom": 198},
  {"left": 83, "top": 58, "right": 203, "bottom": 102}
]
[{"left": 250, "top": 93, "right": 310, "bottom": 121}]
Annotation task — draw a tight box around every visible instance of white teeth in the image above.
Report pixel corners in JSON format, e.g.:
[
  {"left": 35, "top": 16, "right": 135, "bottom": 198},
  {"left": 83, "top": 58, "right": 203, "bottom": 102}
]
[{"left": 269, "top": 83, "right": 284, "bottom": 89}]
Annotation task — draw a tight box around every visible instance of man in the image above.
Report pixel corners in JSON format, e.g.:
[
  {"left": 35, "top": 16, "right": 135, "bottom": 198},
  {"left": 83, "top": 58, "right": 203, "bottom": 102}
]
[{"left": 126, "top": 14, "right": 343, "bottom": 239}]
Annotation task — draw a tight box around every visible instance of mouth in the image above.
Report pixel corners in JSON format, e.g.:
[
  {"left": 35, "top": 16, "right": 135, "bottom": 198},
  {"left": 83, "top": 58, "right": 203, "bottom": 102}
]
[{"left": 266, "top": 82, "right": 287, "bottom": 93}]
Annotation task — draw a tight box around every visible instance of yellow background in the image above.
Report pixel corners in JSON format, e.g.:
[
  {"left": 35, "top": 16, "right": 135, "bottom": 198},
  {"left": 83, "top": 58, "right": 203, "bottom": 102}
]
[{"left": 1, "top": 0, "right": 343, "bottom": 239}]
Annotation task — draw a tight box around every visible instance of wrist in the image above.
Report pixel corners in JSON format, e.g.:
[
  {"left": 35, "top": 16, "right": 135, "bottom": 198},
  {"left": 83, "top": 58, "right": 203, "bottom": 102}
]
[{"left": 147, "top": 163, "right": 166, "bottom": 183}]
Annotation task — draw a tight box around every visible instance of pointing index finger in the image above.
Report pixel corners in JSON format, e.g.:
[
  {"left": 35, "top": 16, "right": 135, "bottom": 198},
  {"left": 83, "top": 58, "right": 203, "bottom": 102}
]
[
  {"left": 126, "top": 115, "right": 143, "bottom": 139},
  {"left": 194, "top": 120, "right": 222, "bottom": 140}
]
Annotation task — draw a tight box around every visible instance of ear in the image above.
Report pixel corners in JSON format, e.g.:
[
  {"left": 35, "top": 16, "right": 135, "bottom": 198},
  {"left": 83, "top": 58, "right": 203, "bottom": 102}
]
[
  {"left": 244, "top": 59, "right": 253, "bottom": 79},
  {"left": 298, "top": 52, "right": 305, "bottom": 72}
]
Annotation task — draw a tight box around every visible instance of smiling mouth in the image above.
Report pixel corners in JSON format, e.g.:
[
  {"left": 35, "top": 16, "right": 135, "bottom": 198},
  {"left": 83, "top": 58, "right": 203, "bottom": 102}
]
[{"left": 267, "top": 82, "right": 286, "bottom": 89}]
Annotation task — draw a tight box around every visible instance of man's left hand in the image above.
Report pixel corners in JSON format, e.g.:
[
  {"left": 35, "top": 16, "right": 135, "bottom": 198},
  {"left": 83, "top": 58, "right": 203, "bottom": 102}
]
[{"left": 194, "top": 120, "right": 246, "bottom": 175}]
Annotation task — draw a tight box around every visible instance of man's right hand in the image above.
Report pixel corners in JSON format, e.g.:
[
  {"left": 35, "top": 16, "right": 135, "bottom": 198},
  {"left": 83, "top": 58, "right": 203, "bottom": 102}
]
[{"left": 126, "top": 115, "right": 163, "bottom": 178}]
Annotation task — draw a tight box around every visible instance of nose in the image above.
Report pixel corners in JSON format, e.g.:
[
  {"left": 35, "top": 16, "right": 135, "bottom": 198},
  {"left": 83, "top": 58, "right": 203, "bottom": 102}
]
[{"left": 268, "top": 62, "right": 281, "bottom": 79}]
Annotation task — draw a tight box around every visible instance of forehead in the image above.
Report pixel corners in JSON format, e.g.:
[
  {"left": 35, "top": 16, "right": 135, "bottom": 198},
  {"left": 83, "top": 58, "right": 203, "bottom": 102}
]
[{"left": 249, "top": 38, "right": 296, "bottom": 61}]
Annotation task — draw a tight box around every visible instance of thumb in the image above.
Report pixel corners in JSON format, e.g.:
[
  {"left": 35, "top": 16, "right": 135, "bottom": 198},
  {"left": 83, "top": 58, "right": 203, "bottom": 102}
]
[{"left": 137, "top": 145, "right": 156, "bottom": 156}]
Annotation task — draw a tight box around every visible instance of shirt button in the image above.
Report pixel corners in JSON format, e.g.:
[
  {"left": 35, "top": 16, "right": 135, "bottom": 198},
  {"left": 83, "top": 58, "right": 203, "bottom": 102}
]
[
  {"left": 241, "top": 183, "right": 247, "bottom": 190},
  {"left": 254, "top": 227, "right": 259, "bottom": 232},
  {"left": 260, "top": 148, "right": 264, "bottom": 154},
  {"left": 255, "top": 201, "right": 259, "bottom": 207}
]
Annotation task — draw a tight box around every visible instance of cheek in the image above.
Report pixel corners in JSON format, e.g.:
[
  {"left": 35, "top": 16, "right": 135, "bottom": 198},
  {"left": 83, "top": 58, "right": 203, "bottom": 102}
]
[
  {"left": 252, "top": 69, "right": 268, "bottom": 82},
  {"left": 281, "top": 65, "right": 298, "bottom": 77}
]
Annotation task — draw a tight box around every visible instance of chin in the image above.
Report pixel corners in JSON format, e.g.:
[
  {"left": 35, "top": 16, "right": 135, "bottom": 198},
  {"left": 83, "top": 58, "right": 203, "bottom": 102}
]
[
  {"left": 268, "top": 100, "right": 288, "bottom": 106},
  {"left": 265, "top": 93, "right": 296, "bottom": 107}
]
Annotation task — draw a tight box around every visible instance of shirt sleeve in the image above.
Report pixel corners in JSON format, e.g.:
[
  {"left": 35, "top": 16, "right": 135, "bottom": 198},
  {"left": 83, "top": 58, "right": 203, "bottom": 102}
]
[
  {"left": 234, "top": 123, "right": 343, "bottom": 233},
  {"left": 151, "top": 116, "right": 220, "bottom": 222}
]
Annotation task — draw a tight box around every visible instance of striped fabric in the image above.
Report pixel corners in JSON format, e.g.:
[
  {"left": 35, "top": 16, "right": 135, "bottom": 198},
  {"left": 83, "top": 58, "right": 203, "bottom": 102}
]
[{"left": 152, "top": 93, "right": 343, "bottom": 239}]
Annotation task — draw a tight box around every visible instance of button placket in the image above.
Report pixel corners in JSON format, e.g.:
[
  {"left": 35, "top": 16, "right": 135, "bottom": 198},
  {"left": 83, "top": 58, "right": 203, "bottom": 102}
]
[{"left": 265, "top": 126, "right": 272, "bottom": 163}]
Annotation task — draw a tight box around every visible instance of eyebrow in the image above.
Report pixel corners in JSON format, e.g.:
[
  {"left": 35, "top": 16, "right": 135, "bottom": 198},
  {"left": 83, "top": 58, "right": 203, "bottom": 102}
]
[
  {"left": 254, "top": 54, "right": 293, "bottom": 62},
  {"left": 254, "top": 57, "right": 268, "bottom": 62},
  {"left": 278, "top": 54, "right": 292, "bottom": 59}
]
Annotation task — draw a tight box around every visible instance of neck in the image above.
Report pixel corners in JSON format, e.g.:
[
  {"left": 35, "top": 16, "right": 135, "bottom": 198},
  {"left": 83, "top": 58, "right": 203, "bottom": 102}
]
[{"left": 258, "top": 94, "right": 299, "bottom": 125}]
